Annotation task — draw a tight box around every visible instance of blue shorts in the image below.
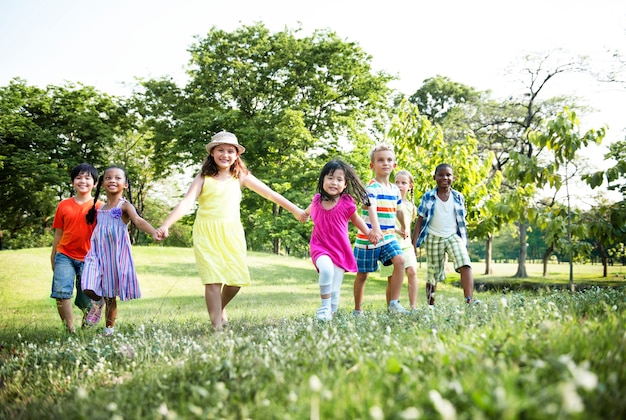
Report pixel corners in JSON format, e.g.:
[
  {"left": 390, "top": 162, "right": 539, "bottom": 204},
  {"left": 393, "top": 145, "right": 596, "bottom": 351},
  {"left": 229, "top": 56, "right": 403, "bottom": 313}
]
[
  {"left": 50, "top": 253, "right": 91, "bottom": 310},
  {"left": 354, "top": 240, "right": 404, "bottom": 273}
]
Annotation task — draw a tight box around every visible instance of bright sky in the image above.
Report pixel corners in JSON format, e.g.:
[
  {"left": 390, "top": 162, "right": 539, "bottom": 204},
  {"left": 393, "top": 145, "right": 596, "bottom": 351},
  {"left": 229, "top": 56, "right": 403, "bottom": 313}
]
[{"left": 1, "top": 0, "right": 625, "bottom": 148}]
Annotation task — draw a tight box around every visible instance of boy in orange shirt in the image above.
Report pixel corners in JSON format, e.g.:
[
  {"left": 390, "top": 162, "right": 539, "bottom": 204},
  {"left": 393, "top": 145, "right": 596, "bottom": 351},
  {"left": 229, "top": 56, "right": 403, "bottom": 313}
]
[{"left": 50, "top": 163, "right": 103, "bottom": 333}]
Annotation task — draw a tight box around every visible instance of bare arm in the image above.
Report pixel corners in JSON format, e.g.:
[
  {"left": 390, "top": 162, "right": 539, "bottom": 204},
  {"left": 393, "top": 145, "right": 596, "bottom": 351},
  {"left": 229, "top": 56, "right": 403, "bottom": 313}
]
[
  {"left": 158, "top": 173, "right": 205, "bottom": 237},
  {"left": 242, "top": 173, "right": 306, "bottom": 220},
  {"left": 51, "top": 229, "right": 63, "bottom": 270},
  {"left": 349, "top": 211, "right": 371, "bottom": 237},
  {"left": 412, "top": 215, "right": 423, "bottom": 248},
  {"left": 299, "top": 204, "right": 312, "bottom": 222},
  {"left": 123, "top": 202, "right": 158, "bottom": 240},
  {"left": 365, "top": 200, "right": 383, "bottom": 242}
]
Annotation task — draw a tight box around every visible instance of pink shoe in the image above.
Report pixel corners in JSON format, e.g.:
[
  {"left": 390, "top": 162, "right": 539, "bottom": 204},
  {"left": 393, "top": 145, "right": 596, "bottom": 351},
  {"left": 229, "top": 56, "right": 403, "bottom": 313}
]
[{"left": 85, "top": 299, "right": 104, "bottom": 326}]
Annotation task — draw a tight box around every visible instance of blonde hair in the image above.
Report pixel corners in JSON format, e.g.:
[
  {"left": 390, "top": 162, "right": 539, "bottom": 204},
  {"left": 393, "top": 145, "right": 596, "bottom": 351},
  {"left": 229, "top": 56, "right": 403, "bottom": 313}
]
[
  {"left": 369, "top": 142, "right": 395, "bottom": 162},
  {"left": 395, "top": 169, "right": 417, "bottom": 221}
]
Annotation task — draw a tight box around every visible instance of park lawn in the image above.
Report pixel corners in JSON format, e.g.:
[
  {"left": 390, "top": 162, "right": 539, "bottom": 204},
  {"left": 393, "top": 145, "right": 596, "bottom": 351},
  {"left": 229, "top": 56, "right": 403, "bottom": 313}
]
[{"left": 1, "top": 247, "right": 625, "bottom": 419}]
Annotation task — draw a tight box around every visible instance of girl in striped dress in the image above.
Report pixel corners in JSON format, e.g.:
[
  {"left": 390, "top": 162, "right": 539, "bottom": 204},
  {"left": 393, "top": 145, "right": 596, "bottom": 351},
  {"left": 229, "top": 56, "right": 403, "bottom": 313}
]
[{"left": 81, "top": 166, "right": 159, "bottom": 335}]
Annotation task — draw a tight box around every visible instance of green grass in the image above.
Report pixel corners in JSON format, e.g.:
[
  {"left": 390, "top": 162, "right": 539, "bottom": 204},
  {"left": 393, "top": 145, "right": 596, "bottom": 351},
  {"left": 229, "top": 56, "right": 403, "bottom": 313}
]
[{"left": 1, "top": 247, "right": 625, "bottom": 419}]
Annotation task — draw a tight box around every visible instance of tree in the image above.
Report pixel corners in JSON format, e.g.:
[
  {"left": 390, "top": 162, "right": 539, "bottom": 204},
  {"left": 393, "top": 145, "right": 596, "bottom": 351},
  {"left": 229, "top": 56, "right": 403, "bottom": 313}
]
[
  {"left": 473, "top": 52, "right": 589, "bottom": 277},
  {"left": 138, "top": 23, "right": 394, "bottom": 254},
  {"left": 388, "top": 99, "right": 498, "bottom": 254},
  {"left": 530, "top": 107, "right": 605, "bottom": 288},
  {"left": 0, "top": 79, "right": 128, "bottom": 249}
]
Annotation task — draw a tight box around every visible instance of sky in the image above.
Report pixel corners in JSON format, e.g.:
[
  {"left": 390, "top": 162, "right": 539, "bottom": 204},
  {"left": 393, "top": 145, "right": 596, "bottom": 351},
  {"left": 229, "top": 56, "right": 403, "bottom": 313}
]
[{"left": 1, "top": 0, "right": 625, "bottom": 153}]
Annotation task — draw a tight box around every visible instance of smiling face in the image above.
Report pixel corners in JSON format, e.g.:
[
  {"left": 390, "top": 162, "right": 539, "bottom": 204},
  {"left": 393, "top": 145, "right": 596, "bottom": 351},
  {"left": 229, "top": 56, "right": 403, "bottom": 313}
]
[
  {"left": 211, "top": 144, "right": 239, "bottom": 170},
  {"left": 322, "top": 168, "right": 347, "bottom": 199},
  {"left": 102, "top": 167, "right": 128, "bottom": 194},
  {"left": 434, "top": 165, "right": 455, "bottom": 191},
  {"left": 72, "top": 171, "right": 95, "bottom": 195}
]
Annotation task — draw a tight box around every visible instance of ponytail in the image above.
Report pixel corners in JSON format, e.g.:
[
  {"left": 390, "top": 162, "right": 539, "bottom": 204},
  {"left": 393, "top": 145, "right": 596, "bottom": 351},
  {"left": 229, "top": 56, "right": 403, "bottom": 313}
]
[{"left": 86, "top": 174, "right": 104, "bottom": 225}]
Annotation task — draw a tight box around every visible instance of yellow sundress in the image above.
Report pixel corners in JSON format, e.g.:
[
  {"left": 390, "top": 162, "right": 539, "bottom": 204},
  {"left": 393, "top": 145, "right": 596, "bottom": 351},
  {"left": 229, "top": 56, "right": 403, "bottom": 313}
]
[{"left": 192, "top": 176, "right": 251, "bottom": 286}]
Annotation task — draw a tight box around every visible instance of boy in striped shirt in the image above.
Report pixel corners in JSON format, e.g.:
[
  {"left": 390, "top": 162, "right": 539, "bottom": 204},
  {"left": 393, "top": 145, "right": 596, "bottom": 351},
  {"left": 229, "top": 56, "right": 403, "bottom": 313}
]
[{"left": 353, "top": 143, "right": 408, "bottom": 315}]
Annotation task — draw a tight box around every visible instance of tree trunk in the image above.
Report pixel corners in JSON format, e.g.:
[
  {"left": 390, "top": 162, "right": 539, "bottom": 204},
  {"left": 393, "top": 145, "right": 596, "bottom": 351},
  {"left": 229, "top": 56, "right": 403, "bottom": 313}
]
[
  {"left": 514, "top": 222, "right": 528, "bottom": 278},
  {"left": 598, "top": 242, "right": 608, "bottom": 277},
  {"left": 484, "top": 234, "right": 493, "bottom": 275},
  {"left": 273, "top": 237, "right": 281, "bottom": 255},
  {"left": 542, "top": 242, "right": 554, "bottom": 277}
]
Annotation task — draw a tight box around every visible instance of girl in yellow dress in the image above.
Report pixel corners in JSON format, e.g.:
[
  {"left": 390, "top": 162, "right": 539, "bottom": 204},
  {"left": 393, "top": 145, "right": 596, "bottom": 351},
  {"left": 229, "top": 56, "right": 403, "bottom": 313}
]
[{"left": 157, "top": 131, "right": 305, "bottom": 330}]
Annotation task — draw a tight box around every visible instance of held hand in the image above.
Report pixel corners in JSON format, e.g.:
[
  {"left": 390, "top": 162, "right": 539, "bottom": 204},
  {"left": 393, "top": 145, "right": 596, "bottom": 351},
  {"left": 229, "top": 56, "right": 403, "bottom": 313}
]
[
  {"left": 295, "top": 209, "right": 308, "bottom": 222},
  {"left": 298, "top": 211, "right": 310, "bottom": 223},
  {"left": 367, "top": 229, "right": 379, "bottom": 245},
  {"left": 156, "top": 226, "right": 169, "bottom": 239}
]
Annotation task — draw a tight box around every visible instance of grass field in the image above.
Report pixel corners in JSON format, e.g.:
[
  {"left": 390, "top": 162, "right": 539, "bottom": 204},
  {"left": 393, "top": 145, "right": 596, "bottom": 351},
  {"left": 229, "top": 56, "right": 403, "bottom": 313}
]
[{"left": 1, "top": 247, "right": 625, "bottom": 419}]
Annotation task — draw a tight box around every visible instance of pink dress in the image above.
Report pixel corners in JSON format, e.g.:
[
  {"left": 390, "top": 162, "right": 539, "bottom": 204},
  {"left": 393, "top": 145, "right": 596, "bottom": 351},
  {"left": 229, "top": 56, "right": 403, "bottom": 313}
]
[
  {"left": 81, "top": 199, "right": 140, "bottom": 300},
  {"left": 309, "top": 193, "right": 359, "bottom": 272}
]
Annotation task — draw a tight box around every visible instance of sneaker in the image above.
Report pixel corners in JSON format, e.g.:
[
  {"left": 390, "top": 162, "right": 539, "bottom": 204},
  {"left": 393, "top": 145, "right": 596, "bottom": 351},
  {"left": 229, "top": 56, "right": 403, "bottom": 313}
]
[
  {"left": 85, "top": 299, "right": 104, "bottom": 326},
  {"left": 316, "top": 307, "right": 332, "bottom": 321},
  {"left": 352, "top": 309, "right": 363, "bottom": 317},
  {"left": 104, "top": 327, "right": 115, "bottom": 336},
  {"left": 388, "top": 300, "right": 409, "bottom": 314}
]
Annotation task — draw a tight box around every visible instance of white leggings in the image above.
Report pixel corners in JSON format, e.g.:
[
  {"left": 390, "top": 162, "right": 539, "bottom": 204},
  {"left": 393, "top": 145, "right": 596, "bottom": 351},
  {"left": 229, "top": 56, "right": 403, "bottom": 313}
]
[{"left": 315, "top": 255, "right": 346, "bottom": 313}]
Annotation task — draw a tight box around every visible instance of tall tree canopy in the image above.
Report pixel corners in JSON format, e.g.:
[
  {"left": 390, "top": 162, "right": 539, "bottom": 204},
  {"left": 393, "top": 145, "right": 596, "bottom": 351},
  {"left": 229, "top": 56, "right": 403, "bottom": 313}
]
[
  {"left": 136, "top": 23, "right": 394, "bottom": 254},
  {"left": 0, "top": 79, "right": 129, "bottom": 248}
]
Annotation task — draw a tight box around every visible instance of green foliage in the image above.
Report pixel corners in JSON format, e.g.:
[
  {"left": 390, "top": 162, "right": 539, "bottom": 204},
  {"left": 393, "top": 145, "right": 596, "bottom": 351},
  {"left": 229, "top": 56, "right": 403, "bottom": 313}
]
[
  {"left": 389, "top": 99, "right": 499, "bottom": 240},
  {"left": 0, "top": 79, "right": 132, "bottom": 248},
  {"left": 135, "top": 23, "right": 394, "bottom": 254}
]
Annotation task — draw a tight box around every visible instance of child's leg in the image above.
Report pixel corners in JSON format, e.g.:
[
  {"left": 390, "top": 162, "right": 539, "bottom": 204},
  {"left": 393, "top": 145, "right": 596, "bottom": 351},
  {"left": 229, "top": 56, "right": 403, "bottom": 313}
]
[
  {"left": 387, "top": 253, "right": 405, "bottom": 304},
  {"left": 425, "top": 235, "right": 446, "bottom": 305},
  {"left": 406, "top": 266, "right": 418, "bottom": 310},
  {"left": 316, "top": 255, "right": 334, "bottom": 310},
  {"left": 446, "top": 235, "right": 474, "bottom": 303},
  {"left": 56, "top": 298, "right": 75, "bottom": 333},
  {"left": 220, "top": 285, "right": 241, "bottom": 323},
  {"left": 205, "top": 283, "right": 224, "bottom": 330},
  {"left": 459, "top": 266, "right": 474, "bottom": 303},
  {"left": 104, "top": 297, "right": 117, "bottom": 328},
  {"left": 426, "top": 282, "right": 437, "bottom": 305},
  {"left": 353, "top": 272, "right": 368, "bottom": 311},
  {"left": 330, "top": 265, "right": 345, "bottom": 314}
]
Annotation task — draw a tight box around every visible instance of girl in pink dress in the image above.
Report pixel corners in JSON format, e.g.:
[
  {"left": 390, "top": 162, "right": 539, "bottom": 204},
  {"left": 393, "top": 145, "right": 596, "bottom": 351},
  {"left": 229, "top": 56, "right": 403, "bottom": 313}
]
[
  {"left": 81, "top": 166, "right": 159, "bottom": 336},
  {"left": 300, "top": 160, "right": 376, "bottom": 321}
]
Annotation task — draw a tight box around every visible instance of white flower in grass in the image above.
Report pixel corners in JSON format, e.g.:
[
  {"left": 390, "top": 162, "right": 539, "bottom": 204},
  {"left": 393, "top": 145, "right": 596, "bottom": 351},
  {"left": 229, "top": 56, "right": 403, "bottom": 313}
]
[
  {"left": 500, "top": 297, "right": 508, "bottom": 308},
  {"left": 429, "top": 390, "right": 457, "bottom": 420},
  {"left": 158, "top": 403, "right": 169, "bottom": 416},
  {"left": 76, "top": 387, "right": 88, "bottom": 399},
  {"left": 309, "top": 375, "right": 322, "bottom": 392},
  {"left": 399, "top": 407, "right": 420, "bottom": 419},
  {"left": 288, "top": 390, "right": 298, "bottom": 402},
  {"left": 107, "top": 402, "right": 118, "bottom": 412},
  {"left": 560, "top": 382, "right": 584, "bottom": 413},
  {"left": 369, "top": 406, "right": 384, "bottom": 420}
]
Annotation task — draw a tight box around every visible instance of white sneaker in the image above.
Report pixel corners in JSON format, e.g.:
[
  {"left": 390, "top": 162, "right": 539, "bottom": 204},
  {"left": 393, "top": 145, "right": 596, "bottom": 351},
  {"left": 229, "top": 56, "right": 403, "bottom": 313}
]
[
  {"left": 316, "top": 307, "right": 332, "bottom": 321},
  {"left": 388, "top": 300, "right": 409, "bottom": 314}
]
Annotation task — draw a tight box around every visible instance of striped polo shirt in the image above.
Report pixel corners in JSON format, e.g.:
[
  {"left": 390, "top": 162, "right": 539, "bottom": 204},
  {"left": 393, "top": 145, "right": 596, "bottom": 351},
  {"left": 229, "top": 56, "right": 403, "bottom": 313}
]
[{"left": 354, "top": 179, "right": 401, "bottom": 249}]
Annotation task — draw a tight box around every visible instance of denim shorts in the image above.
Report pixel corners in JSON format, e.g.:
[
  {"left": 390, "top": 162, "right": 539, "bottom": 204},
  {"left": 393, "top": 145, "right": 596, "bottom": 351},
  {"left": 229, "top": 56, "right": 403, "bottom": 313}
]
[
  {"left": 50, "top": 253, "right": 90, "bottom": 309},
  {"left": 354, "top": 240, "right": 404, "bottom": 273}
]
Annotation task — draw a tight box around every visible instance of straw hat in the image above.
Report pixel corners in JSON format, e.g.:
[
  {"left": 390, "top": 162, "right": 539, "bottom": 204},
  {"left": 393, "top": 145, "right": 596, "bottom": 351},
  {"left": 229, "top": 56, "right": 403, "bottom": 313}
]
[{"left": 205, "top": 131, "right": 246, "bottom": 154}]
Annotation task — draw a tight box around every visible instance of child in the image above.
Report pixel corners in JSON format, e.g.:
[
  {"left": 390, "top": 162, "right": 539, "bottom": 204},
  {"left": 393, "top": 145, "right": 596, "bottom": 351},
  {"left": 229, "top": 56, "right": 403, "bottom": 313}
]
[
  {"left": 412, "top": 163, "right": 474, "bottom": 305},
  {"left": 50, "top": 163, "right": 102, "bottom": 333},
  {"left": 388, "top": 170, "right": 419, "bottom": 310},
  {"left": 81, "top": 165, "right": 159, "bottom": 336},
  {"left": 157, "top": 131, "right": 305, "bottom": 331},
  {"left": 300, "top": 160, "right": 374, "bottom": 321},
  {"left": 353, "top": 143, "right": 408, "bottom": 315}
]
